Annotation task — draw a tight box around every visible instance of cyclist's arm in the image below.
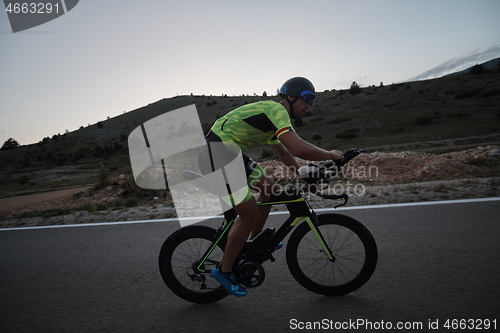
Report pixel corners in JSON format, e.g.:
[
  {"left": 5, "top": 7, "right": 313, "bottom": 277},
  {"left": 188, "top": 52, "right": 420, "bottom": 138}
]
[
  {"left": 278, "top": 131, "right": 343, "bottom": 161},
  {"left": 270, "top": 143, "right": 300, "bottom": 173}
]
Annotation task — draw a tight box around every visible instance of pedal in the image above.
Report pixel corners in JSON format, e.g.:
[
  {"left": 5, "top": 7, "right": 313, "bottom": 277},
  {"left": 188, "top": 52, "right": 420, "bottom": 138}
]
[{"left": 269, "top": 254, "right": 275, "bottom": 262}]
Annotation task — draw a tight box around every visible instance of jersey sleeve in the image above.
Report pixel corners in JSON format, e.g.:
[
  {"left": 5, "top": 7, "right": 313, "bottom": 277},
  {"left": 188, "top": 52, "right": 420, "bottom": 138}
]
[{"left": 267, "top": 104, "right": 294, "bottom": 145}]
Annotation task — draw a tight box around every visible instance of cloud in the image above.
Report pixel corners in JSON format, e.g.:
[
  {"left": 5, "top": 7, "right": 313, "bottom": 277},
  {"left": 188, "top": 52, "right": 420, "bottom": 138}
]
[{"left": 409, "top": 46, "right": 500, "bottom": 81}]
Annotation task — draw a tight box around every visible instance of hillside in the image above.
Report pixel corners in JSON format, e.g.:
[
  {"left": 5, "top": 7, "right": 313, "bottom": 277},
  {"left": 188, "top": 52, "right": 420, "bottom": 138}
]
[{"left": 0, "top": 66, "right": 499, "bottom": 220}]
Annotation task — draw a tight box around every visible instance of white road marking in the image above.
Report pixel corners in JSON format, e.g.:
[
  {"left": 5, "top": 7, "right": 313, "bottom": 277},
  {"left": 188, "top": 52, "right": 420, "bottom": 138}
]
[{"left": 1, "top": 197, "right": 499, "bottom": 231}]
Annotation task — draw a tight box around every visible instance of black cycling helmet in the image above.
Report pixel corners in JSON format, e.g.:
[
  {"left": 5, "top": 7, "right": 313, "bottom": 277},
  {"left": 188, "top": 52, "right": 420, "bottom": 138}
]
[
  {"left": 279, "top": 77, "right": 316, "bottom": 119},
  {"left": 279, "top": 77, "right": 315, "bottom": 98}
]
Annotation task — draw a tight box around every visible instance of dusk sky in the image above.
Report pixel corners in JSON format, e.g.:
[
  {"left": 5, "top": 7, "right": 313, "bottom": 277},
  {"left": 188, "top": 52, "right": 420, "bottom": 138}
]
[{"left": 1, "top": 0, "right": 499, "bottom": 146}]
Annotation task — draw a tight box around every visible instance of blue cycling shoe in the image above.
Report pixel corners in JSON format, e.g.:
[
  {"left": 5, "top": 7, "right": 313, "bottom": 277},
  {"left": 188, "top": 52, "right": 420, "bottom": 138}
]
[
  {"left": 273, "top": 242, "right": 283, "bottom": 252},
  {"left": 211, "top": 265, "right": 247, "bottom": 297}
]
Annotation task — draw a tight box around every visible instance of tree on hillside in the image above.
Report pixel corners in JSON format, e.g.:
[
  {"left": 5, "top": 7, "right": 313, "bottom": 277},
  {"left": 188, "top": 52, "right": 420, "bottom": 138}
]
[
  {"left": 349, "top": 81, "right": 362, "bottom": 95},
  {"left": 1, "top": 138, "right": 20, "bottom": 150},
  {"left": 470, "top": 64, "right": 485, "bottom": 75}
]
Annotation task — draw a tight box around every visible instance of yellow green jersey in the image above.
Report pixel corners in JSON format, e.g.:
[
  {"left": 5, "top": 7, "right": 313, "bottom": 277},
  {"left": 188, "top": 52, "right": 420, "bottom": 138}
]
[{"left": 210, "top": 100, "right": 294, "bottom": 152}]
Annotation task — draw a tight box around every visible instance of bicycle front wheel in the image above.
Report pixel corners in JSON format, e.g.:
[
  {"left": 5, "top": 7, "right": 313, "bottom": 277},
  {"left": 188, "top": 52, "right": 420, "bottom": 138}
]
[
  {"left": 158, "top": 226, "right": 228, "bottom": 303},
  {"left": 286, "top": 214, "right": 377, "bottom": 296}
]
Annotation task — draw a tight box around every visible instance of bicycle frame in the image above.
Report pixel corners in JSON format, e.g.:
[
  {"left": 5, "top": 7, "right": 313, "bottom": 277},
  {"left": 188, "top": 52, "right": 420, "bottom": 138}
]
[{"left": 194, "top": 191, "right": 335, "bottom": 274}]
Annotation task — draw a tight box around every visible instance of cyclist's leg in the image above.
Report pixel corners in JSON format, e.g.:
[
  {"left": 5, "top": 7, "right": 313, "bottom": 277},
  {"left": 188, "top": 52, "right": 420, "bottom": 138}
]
[
  {"left": 220, "top": 196, "right": 261, "bottom": 273},
  {"left": 249, "top": 173, "right": 274, "bottom": 239}
]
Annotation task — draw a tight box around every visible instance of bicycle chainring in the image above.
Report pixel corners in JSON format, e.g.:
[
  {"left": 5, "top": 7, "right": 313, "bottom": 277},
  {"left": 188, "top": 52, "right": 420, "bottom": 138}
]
[{"left": 234, "top": 260, "right": 265, "bottom": 288}]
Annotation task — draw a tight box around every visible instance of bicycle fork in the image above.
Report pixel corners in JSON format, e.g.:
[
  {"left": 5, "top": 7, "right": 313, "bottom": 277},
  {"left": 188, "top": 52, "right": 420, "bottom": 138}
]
[
  {"left": 303, "top": 216, "right": 335, "bottom": 262},
  {"left": 257, "top": 214, "right": 335, "bottom": 263}
]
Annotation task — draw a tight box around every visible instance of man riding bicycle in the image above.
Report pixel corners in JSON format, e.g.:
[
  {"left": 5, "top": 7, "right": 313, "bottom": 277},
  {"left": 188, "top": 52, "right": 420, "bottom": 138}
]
[{"left": 200, "top": 77, "right": 344, "bottom": 297}]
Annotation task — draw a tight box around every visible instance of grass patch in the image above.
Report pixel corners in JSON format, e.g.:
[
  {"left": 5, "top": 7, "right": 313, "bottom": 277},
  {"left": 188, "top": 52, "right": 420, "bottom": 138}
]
[
  {"left": 125, "top": 198, "right": 139, "bottom": 207},
  {"left": 309, "top": 117, "right": 325, "bottom": 122},
  {"left": 261, "top": 148, "right": 274, "bottom": 159},
  {"left": 327, "top": 117, "right": 352, "bottom": 124},
  {"left": 454, "top": 89, "right": 483, "bottom": 99},
  {"left": 336, "top": 128, "right": 360, "bottom": 139},
  {"left": 416, "top": 116, "right": 432, "bottom": 125},
  {"left": 15, "top": 208, "right": 73, "bottom": 219},
  {"left": 480, "top": 89, "right": 500, "bottom": 98},
  {"left": 446, "top": 112, "right": 469, "bottom": 118},
  {"left": 79, "top": 200, "right": 107, "bottom": 212},
  {"left": 381, "top": 102, "right": 399, "bottom": 108}
]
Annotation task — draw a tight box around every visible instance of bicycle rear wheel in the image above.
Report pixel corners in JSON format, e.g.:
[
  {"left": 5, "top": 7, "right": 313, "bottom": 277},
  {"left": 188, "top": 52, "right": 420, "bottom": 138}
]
[
  {"left": 158, "top": 226, "right": 228, "bottom": 303},
  {"left": 286, "top": 214, "right": 377, "bottom": 296}
]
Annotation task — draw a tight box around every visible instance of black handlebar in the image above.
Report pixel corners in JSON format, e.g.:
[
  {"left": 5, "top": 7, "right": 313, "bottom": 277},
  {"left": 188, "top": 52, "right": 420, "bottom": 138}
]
[
  {"left": 299, "top": 148, "right": 364, "bottom": 208},
  {"left": 336, "top": 148, "right": 364, "bottom": 167}
]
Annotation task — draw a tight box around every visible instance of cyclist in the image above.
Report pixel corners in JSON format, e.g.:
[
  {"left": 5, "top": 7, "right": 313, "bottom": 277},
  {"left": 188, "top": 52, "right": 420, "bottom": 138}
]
[{"left": 200, "top": 77, "right": 344, "bottom": 297}]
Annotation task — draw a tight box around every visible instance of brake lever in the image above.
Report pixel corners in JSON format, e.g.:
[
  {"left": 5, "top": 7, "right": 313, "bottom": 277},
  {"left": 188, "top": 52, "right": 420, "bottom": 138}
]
[{"left": 340, "top": 148, "right": 364, "bottom": 166}]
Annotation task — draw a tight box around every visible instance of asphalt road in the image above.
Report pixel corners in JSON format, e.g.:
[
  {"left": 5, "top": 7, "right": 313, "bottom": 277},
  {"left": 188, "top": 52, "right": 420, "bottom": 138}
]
[{"left": 1, "top": 200, "right": 499, "bottom": 333}]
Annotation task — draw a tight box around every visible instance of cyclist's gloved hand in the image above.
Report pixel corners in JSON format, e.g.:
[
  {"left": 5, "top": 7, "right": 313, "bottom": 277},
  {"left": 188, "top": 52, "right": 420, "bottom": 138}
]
[{"left": 331, "top": 150, "right": 344, "bottom": 165}]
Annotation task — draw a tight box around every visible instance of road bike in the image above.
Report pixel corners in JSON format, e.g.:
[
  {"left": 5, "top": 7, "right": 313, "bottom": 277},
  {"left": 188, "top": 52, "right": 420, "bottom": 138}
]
[{"left": 158, "top": 149, "right": 378, "bottom": 303}]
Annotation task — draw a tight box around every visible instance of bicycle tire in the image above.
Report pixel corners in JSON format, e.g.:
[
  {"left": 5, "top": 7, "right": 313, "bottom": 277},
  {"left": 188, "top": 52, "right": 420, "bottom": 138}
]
[
  {"left": 286, "top": 214, "right": 377, "bottom": 296},
  {"left": 158, "top": 226, "right": 228, "bottom": 303}
]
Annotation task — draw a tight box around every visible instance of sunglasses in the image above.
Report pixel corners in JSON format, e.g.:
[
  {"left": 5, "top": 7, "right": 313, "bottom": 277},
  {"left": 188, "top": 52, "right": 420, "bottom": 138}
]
[{"left": 300, "top": 90, "right": 315, "bottom": 106}]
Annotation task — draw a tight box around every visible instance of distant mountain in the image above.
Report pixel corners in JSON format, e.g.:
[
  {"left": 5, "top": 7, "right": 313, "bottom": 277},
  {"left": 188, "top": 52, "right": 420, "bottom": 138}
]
[{"left": 444, "top": 57, "right": 500, "bottom": 77}]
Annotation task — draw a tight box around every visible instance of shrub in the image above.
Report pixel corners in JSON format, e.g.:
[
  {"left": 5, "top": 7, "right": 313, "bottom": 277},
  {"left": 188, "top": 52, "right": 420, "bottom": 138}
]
[
  {"left": 1, "top": 138, "right": 20, "bottom": 150},
  {"left": 454, "top": 89, "right": 482, "bottom": 99},
  {"left": 125, "top": 198, "right": 138, "bottom": 207},
  {"left": 294, "top": 117, "right": 305, "bottom": 127},
  {"left": 480, "top": 90, "right": 500, "bottom": 98},
  {"left": 17, "top": 176, "right": 30, "bottom": 185},
  {"left": 336, "top": 128, "right": 360, "bottom": 139},
  {"left": 446, "top": 112, "right": 469, "bottom": 118},
  {"left": 261, "top": 148, "right": 273, "bottom": 158},
  {"left": 327, "top": 117, "right": 352, "bottom": 124},
  {"left": 416, "top": 116, "right": 432, "bottom": 125},
  {"left": 469, "top": 64, "right": 485, "bottom": 75},
  {"left": 97, "top": 163, "right": 109, "bottom": 186},
  {"left": 311, "top": 134, "right": 323, "bottom": 140},
  {"left": 81, "top": 200, "right": 97, "bottom": 212}
]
